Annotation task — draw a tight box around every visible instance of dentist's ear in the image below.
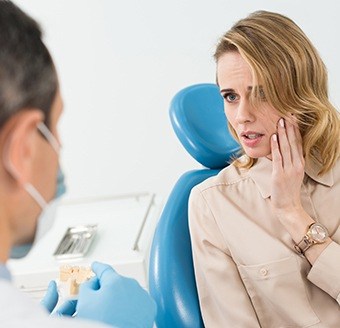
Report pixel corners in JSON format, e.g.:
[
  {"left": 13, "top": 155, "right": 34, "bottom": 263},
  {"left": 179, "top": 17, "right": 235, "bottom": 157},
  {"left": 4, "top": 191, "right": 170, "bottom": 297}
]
[{"left": 2, "top": 110, "right": 44, "bottom": 185}]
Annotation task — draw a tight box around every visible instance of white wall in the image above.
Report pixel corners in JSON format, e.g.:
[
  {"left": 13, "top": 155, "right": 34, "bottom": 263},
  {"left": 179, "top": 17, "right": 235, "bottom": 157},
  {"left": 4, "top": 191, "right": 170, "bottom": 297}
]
[{"left": 14, "top": 0, "right": 340, "bottom": 201}]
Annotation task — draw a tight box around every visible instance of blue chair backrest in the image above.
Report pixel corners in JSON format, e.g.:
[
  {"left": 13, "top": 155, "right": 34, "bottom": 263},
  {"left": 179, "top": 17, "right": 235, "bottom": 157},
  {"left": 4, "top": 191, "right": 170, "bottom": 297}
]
[
  {"left": 170, "top": 83, "right": 240, "bottom": 169},
  {"left": 149, "top": 83, "right": 240, "bottom": 327}
]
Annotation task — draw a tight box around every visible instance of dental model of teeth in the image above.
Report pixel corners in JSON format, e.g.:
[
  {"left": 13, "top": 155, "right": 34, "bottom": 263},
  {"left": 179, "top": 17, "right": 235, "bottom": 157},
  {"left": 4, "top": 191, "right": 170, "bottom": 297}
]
[{"left": 59, "top": 265, "right": 94, "bottom": 297}]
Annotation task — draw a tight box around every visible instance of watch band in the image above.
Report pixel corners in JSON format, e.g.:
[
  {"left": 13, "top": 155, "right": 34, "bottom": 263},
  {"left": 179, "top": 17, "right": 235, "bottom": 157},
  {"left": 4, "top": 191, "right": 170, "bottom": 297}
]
[{"left": 294, "top": 234, "right": 313, "bottom": 254}]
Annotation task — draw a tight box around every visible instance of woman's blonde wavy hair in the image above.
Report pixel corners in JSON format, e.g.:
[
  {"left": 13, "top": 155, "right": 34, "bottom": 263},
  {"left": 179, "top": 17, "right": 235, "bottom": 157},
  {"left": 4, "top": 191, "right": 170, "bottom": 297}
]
[{"left": 215, "top": 11, "right": 340, "bottom": 175}]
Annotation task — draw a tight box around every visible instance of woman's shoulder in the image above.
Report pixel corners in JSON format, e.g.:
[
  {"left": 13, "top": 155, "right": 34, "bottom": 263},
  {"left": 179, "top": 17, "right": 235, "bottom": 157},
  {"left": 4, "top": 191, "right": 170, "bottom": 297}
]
[{"left": 193, "top": 155, "right": 250, "bottom": 194}]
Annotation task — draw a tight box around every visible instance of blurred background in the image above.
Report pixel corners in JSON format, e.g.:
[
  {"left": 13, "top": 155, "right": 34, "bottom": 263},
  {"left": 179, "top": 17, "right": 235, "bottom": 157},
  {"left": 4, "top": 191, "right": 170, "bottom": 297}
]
[{"left": 14, "top": 0, "right": 340, "bottom": 201}]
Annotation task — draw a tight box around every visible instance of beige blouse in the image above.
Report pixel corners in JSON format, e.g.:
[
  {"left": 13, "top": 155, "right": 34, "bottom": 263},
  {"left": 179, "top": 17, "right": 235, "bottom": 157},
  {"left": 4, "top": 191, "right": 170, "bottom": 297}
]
[{"left": 189, "top": 156, "right": 340, "bottom": 327}]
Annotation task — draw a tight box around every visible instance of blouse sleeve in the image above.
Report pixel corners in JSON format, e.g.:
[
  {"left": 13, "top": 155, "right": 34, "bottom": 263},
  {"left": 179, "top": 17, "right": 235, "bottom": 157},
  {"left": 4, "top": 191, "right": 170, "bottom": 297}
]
[
  {"left": 188, "top": 187, "right": 261, "bottom": 327},
  {"left": 307, "top": 241, "right": 340, "bottom": 305}
]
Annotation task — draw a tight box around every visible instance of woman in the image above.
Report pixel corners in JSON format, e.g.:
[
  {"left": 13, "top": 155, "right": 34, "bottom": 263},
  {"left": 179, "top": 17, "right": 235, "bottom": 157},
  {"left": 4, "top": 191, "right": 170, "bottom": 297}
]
[{"left": 189, "top": 11, "right": 340, "bottom": 327}]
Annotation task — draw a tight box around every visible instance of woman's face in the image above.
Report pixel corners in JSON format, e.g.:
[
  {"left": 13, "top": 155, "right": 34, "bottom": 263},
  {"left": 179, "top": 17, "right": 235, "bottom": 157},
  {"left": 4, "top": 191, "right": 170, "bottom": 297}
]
[{"left": 217, "top": 51, "right": 282, "bottom": 159}]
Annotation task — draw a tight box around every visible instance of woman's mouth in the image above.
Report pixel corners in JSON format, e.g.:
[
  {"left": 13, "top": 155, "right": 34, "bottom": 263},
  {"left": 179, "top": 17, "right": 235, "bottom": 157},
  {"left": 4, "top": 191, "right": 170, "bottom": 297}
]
[{"left": 241, "top": 132, "right": 265, "bottom": 147}]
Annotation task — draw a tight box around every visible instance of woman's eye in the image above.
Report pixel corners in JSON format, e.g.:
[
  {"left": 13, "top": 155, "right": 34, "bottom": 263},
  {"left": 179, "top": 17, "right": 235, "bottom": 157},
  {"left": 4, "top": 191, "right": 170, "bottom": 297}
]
[
  {"left": 223, "top": 93, "right": 238, "bottom": 102},
  {"left": 253, "top": 86, "right": 267, "bottom": 101},
  {"left": 258, "top": 88, "right": 266, "bottom": 101}
]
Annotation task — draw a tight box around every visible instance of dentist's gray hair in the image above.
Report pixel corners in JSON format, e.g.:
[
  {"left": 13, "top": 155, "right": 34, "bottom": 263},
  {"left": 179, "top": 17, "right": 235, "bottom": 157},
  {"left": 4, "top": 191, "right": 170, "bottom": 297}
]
[{"left": 0, "top": 0, "right": 58, "bottom": 129}]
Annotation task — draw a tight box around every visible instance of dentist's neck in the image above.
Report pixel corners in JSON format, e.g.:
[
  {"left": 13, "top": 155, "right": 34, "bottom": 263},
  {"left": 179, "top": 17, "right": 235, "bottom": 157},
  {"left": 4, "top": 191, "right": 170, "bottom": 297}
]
[{"left": 0, "top": 207, "right": 11, "bottom": 263}]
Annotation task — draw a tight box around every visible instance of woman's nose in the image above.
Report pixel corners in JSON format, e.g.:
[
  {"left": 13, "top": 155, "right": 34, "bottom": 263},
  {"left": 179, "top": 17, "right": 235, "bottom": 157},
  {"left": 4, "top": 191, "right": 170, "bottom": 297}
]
[{"left": 235, "top": 100, "right": 255, "bottom": 124}]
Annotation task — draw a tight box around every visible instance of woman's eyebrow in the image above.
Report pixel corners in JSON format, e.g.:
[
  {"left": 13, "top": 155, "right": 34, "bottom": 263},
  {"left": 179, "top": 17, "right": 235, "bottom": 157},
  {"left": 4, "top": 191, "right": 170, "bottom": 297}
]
[
  {"left": 248, "top": 85, "right": 264, "bottom": 91},
  {"left": 220, "top": 88, "right": 235, "bottom": 93},
  {"left": 220, "top": 86, "right": 254, "bottom": 93}
]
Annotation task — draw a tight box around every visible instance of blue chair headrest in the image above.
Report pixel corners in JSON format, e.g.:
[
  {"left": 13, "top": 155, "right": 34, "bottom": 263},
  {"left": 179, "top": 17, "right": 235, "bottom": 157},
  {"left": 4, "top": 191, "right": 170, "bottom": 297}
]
[{"left": 169, "top": 83, "right": 240, "bottom": 169}]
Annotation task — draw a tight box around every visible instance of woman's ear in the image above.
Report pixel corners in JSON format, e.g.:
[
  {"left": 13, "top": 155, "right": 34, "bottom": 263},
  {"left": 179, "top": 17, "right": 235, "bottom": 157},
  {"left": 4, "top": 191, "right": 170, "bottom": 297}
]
[{"left": 2, "top": 110, "right": 44, "bottom": 185}]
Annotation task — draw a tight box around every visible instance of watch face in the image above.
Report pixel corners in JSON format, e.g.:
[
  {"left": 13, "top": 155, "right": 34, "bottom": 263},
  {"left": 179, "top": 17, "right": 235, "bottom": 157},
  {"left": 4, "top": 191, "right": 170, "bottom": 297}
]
[{"left": 310, "top": 223, "right": 329, "bottom": 243}]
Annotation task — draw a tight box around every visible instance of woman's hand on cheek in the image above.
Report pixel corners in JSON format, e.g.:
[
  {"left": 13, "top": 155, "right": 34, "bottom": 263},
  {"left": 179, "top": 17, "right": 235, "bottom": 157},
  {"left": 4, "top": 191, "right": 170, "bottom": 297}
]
[
  {"left": 270, "top": 118, "right": 305, "bottom": 222},
  {"left": 269, "top": 118, "right": 331, "bottom": 262}
]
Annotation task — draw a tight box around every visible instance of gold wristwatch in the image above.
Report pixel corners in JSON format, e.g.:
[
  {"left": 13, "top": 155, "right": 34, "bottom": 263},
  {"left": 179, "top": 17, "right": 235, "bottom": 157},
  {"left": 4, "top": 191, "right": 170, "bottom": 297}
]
[{"left": 294, "top": 223, "right": 329, "bottom": 255}]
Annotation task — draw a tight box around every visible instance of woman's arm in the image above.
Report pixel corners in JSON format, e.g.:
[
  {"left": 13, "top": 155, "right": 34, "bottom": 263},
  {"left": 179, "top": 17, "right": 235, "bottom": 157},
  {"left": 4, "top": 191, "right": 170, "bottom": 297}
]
[
  {"left": 189, "top": 187, "right": 261, "bottom": 327},
  {"left": 270, "top": 118, "right": 340, "bottom": 305}
]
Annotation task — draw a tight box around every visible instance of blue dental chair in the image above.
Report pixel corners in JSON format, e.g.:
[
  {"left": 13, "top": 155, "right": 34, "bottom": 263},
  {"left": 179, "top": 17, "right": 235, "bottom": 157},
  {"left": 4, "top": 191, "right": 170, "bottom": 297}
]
[{"left": 149, "top": 83, "right": 240, "bottom": 327}]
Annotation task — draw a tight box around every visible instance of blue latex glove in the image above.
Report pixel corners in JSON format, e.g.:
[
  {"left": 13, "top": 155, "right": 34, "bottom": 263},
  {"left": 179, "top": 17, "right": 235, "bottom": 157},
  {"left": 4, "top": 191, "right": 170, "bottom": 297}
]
[
  {"left": 41, "top": 280, "right": 59, "bottom": 313},
  {"left": 40, "top": 280, "right": 77, "bottom": 316},
  {"left": 76, "top": 262, "right": 156, "bottom": 328},
  {"left": 54, "top": 300, "right": 77, "bottom": 317}
]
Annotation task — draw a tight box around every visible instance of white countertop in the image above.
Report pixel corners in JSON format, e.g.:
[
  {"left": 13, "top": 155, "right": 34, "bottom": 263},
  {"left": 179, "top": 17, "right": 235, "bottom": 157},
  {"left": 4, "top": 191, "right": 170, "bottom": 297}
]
[{"left": 8, "top": 192, "right": 162, "bottom": 299}]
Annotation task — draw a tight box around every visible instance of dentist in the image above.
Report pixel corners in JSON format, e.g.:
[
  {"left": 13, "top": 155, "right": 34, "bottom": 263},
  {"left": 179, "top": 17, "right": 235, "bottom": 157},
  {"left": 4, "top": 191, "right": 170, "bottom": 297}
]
[{"left": 0, "top": 1, "right": 156, "bottom": 327}]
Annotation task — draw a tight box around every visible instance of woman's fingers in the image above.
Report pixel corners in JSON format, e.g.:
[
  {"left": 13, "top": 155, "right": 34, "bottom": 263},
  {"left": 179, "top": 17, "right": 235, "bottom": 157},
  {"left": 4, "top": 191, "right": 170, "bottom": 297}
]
[
  {"left": 271, "top": 133, "right": 283, "bottom": 174},
  {"left": 270, "top": 117, "right": 305, "bottom": 214},
  {"left": 284, "top": 119, "right": 305, "bottom": 173},
  {"left": 276, "top": 118, "right": 304, "bottom": 168},
  {"left": 277, "top": 118, "right": 292, "bottom": 168}
]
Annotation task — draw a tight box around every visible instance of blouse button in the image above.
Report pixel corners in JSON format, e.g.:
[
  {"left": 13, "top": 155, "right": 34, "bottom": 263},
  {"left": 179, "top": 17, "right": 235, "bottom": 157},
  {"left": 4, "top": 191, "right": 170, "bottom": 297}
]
[{"left": 260, "top": 268, "right": 268, "bottom": 276}]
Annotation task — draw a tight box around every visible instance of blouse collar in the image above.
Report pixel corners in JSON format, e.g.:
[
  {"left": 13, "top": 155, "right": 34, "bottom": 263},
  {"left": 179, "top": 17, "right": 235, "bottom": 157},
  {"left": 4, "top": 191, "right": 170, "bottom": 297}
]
[{"left": 248, "top": 156, "right": 334, "bottom": 199}]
